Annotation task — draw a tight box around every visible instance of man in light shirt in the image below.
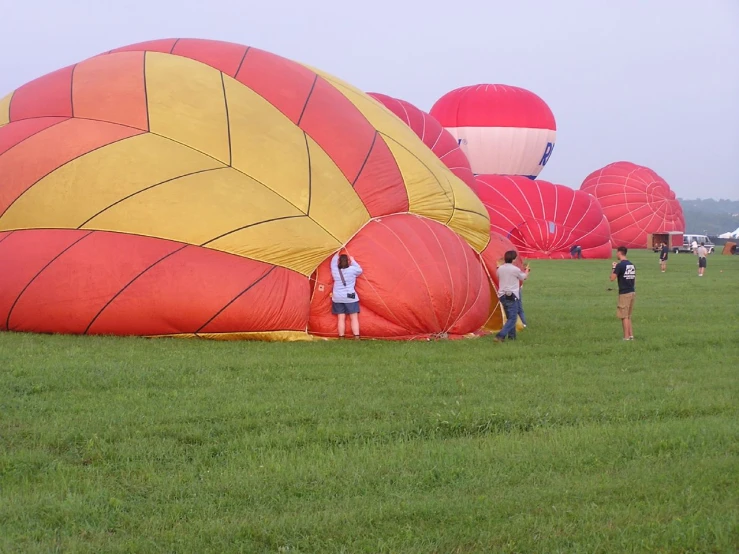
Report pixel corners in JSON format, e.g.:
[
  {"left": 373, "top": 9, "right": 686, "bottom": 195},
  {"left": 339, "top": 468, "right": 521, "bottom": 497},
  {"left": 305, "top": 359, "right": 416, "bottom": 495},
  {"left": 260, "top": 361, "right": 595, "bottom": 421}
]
[
  {"left": 494, "top": 250, "right": 530, "bottom": 342},
  {"left": 696, "top": 242, "right": 708, "bottom": 276}
]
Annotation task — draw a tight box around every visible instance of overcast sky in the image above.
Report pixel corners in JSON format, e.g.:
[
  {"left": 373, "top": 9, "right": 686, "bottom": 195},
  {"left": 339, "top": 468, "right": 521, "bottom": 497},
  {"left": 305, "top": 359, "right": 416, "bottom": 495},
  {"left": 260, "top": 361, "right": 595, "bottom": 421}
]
[{"left": 2, "top": 0, "right": 737, "bottom": 199}]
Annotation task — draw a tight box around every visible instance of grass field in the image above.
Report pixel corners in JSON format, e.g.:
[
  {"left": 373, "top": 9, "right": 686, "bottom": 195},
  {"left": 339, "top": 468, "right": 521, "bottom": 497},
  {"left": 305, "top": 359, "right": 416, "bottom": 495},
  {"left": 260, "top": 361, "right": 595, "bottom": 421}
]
[{"left": 1, "top": 249, "right": 737, "bottom": 553}]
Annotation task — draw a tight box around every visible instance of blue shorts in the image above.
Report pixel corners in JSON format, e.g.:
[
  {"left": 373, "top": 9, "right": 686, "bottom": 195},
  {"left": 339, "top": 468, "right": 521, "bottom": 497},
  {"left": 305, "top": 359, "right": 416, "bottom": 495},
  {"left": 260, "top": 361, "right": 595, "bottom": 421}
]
[
  {"left": 332, "top": 301, "right": 360, "bottom": 315},
  {"left": 698, "top": 257, "right": 707, "bottom": 268}
]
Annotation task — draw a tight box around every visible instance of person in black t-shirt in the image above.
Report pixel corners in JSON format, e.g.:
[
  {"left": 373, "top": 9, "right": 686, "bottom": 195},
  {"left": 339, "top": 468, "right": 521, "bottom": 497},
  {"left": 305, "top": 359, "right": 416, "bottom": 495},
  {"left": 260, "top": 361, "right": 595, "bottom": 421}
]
[
  {"left": 610, "top": 246, "right": 636, "bottom": 340},
  {"left": 659, "top": 242, "right": 668, "bottom": 272}
]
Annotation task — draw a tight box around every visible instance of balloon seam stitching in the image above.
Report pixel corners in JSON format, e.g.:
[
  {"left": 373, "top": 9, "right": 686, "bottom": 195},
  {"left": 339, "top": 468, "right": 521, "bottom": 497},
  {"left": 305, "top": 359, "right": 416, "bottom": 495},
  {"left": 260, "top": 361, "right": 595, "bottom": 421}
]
[
  {"left": 77, "top": 167, "right": 226, "bottom": 228},
  {"left": 296, "top": 75, "right": 319, "bottom": 127},
  {"left": 233, "top": 47, "right": 251, "bottom": 79},
  {"left": 5, "top": 230, "right": 93, "bottom": 331},
  {"left": 195, "top": 266, "right": 277, "bottom": 335},
  {"left": 0, "top": 117, "right": 69, "bottom": 159},
  {"left": 83, "top": 243, "right": 189, "bottom": 335},
  {"left": 304, "top": 132, "right": 313, "bottom": 216},
  {"left": 220, "top": 72, "right": 233, "bottom": 166},
  {"left": 69, "top": 64, "right": 77, "bottom": 118},
  {"left": 0, "top": 127, "right": 142, "bottom": 220},
  {"left": 351, "top": 131, "right": 378, "bottom": 186}
]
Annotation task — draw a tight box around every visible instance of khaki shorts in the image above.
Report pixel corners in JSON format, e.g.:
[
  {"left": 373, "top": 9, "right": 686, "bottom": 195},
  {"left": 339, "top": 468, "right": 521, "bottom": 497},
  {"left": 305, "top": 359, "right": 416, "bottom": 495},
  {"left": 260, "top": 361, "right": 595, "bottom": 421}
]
[{"left": 617, "top": 292, "right": 635, "bottom": 319}]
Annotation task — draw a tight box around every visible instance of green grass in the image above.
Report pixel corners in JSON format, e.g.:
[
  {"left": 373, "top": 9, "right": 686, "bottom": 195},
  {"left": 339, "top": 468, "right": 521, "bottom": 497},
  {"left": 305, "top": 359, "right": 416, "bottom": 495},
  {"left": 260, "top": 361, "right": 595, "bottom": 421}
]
[{"left": 1, "top": 250, "right": 738, "bottom": 553}]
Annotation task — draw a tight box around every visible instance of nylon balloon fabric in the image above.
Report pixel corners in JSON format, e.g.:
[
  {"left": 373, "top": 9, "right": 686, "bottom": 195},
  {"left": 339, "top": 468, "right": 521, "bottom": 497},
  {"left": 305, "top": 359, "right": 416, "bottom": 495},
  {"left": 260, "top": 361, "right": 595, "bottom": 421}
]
[
  {"left": 0, "top": 38, "right": 498, "bottom": 340},
  {"left": 473, "top": 175, "right": 612, "bottom": 259},
  {"left": 367, "top": 93, "right": 476, "bottom": 189},
  {"left": 580, "top": 161, "right": 684, "bottom": 249}
]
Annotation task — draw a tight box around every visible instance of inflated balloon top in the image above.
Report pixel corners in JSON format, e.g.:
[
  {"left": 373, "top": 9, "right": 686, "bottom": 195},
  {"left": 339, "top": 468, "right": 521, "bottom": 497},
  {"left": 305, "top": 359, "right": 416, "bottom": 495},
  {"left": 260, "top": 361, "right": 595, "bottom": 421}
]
[
  {"left": 473, "top": 175, "right": 612, "bottom": 259},
  {"left": 580, "top": 161, "right": 685, "bottom": 249},
  {"left": 431, "top": 84, "right": 557, "bottom": 178},
  {"left": 0, "top": 38, "right": 511, "bottom": 340}
]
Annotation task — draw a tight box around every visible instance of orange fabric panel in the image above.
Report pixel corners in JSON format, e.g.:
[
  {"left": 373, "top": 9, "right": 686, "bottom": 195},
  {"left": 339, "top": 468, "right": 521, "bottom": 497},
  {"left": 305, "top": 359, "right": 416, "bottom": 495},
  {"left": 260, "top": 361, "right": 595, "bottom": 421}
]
[
  {"left": 309, "top": 214, "right": 490, "bottom": 339},
  {"left": 72, "top": 52, "right": 148, "bottom": 130},
  {"left": 0, "top": 229, "right": 89, "bottom": 331},
  {"left": 171, "top": 38, "right": 248, "bottom": 77},
  {"left": 236, "top": 48, "right": 317, "bottom": 124},
  {"left": 297, "top": 77, "right": 377, "bottom": 184},
  {"left": 87, "top": 241, "right": 309, "bottom": 336},
  {"left": 108, "top": 39, "right": 179, "bottom": 54},
  {"left": 0, "top": 119, "right": 141, "bottom": 218},
  {"left": 352, "top": 133, "right": 408, "bottom": 217},
  {"left": 0, "top": 229, "right": 310, "bottom": 336},
  {"left": 9, "top": 65, "right": 74, "bottom": 121},
  {"left": 7, "top": 231, "right": 179, "bottom": 334},
  {"left": 0, "top": 117, "right": 68, "bottom": 156}
]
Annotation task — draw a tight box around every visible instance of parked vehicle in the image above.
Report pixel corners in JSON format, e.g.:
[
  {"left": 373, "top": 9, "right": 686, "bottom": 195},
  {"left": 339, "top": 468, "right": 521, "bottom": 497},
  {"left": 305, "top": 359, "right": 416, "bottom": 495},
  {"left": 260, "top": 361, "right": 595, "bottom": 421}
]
[
  {"left": 674, "top": 234, "right": 715, "bottom": 254},
  {"left": 648, "top": 232, "right": 683, "bottom": 252}
]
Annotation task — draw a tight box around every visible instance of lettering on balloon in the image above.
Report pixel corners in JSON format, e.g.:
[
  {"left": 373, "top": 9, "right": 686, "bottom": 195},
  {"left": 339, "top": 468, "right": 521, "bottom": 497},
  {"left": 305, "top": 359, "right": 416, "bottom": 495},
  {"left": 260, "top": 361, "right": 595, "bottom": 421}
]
[
  {"left": 457, "top": 138, "right": 468, "bottom": 146},
  {"left": 539, "top": 142, "right": 554, "bottom": 166}
]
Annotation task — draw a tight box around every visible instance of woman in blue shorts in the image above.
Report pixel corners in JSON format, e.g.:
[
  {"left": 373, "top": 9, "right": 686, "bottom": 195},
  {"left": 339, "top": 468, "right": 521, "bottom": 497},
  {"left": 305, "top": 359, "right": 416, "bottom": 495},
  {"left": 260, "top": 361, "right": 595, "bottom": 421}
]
[{"left": 330, "top": 252, "right": 363, "bottom": 339}]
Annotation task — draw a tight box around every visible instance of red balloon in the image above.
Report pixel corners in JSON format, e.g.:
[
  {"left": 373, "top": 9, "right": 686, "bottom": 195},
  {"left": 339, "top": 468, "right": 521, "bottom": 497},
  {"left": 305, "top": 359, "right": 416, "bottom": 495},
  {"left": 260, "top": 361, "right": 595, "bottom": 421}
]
[
  {"left": 368, "top": 92, "right": 476, "bottom": 188},
  {"left": 580, "top": 162, "right": 684, "bottom": 249},
  {"left": 473, "top": 175, "right": 612, "bottom": 259},
  {"left": 309, "top": 214, "right": 490, "bottom": 339}
]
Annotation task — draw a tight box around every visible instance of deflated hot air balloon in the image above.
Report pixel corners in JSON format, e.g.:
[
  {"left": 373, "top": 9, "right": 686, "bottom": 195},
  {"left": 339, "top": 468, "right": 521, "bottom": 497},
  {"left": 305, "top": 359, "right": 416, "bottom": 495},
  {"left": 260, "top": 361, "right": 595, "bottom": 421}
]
[
  {"left": 367, "top": 92, "right": 476, "bottom": 188},
  {"left": 0, "top": 38, "right": 497, "bottom": 340},
  {"left": 580, "top": 161, "right": 684, "bottom": 249},
  {"left": 473, "top": 175, "right": 612, "bottom": 259},
  {"left": 430, "top": 84, "right": 556, "bottom": 178}
]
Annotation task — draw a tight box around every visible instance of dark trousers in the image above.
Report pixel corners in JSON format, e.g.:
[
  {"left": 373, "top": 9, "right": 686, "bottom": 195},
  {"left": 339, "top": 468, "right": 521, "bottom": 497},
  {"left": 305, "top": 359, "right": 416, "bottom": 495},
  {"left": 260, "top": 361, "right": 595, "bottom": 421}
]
[{"left": 496, "top": 295, "right": 520, "bottom": 340}]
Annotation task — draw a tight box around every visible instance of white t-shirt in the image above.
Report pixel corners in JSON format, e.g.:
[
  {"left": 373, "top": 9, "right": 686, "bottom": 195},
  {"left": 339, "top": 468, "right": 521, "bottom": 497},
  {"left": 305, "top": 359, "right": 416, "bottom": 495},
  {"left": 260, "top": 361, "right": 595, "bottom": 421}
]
[
  {"left": 496, "top": 263, "right": 527, "bottom": 298},
  {"left": 697, "top": 246, "right": 708, "bottom": 258},
  {"left": 330, "top": 254, "right": 363, "bottom": 303}
]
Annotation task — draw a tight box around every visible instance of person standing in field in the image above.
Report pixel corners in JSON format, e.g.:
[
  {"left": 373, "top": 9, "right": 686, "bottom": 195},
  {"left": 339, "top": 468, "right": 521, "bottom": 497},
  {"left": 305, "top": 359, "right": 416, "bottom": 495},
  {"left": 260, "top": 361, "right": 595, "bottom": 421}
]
[
  {"left": 610, "top": 246, "right": 636, "bottom": 340},
  {"left": 659, "top": 241, "right": 669, "bottom": 272},
  {"left": 330, "top": 252, "right": 363, "bottom": 339},
  {"left": 494, "top": 250, "right": 530, "bottom": 342},
  {"left": 696, "top": 242, "right": 708, "bottom": 276}
]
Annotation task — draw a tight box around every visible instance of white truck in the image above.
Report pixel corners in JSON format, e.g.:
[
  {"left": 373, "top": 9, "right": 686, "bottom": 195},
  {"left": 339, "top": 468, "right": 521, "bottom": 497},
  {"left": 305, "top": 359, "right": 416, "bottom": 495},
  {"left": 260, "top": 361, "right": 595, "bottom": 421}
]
[{"left": 673, "top": 234, "right": 715, "bottom": 254}]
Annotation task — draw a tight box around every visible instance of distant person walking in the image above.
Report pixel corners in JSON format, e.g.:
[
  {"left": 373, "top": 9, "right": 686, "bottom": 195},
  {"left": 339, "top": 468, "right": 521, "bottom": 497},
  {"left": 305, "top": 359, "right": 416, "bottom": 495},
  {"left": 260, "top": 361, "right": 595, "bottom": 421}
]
[
  {"left": 330, "top": 252, "right": 363, "bottom": 339},
  {"left": 691, "top": 239, "right": 698, "bottom": 253},
  {"left": 610, "top": 246, "right": 636, "bottom": 340},
  {"left": 659, "top": 242, "right": 669, "bottom": 272},
  {"left": 570, "top": 244, "right": 582, "bottom": 259},
  {"left": 494, "top": 251, "right": 530, "bottom": 342},
  {"left": 696, "top": 242, "right": 708, "bottom": 276}
]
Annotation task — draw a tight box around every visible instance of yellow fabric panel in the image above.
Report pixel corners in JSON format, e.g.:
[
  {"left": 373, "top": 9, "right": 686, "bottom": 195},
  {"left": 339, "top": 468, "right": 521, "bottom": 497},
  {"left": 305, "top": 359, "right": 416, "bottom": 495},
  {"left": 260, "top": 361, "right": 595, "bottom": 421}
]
[
  {"left": 304, "top": 135, "right": 369, "bottom": 243},
  {"left": 381, "top": 135, "right": 454, "bottom": 225},
  {"left": 82, "top": 166, "right": 303, "bottom": 248},
  {"left": 223, "top": 76, "right": 368, "bottom": 239},
  {"left": 0, "top": 133, "right": 223, "bottom": 230},
  {"left": 307, "top": 65, "right": 490, "bottom": 253},
  {"left": 205, "top": 216, "right": 341, "bottom": 276},
  {"left": 447, "top": 207, "right": 490, "bottom": 253},
  {"left": 223, "top": 75, "right": 310, "bottom": 213},
  {"left": 146, "top": 52, "right": 230, "bottom": 164},
  {"left": 446, "top": 177, "right": 491, "bottom": 252},
  {"left": 0, "top": 92, "right": 11, "bottom": 126},
  {"left": 151, "top": 331, "right": 316, "bottom": 342}
]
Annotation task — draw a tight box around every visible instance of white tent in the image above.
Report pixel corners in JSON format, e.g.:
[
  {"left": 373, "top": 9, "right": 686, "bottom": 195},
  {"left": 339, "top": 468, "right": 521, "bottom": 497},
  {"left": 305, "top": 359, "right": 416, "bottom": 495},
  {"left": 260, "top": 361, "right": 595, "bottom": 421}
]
[{"left": 718, "top": 227, "right": 739, "bottom": 239}]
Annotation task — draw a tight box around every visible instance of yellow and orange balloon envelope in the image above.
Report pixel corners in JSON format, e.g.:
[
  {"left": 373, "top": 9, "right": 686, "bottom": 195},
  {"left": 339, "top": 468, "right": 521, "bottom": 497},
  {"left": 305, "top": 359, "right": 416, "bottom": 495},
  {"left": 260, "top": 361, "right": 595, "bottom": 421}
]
[{"left": 0, "top": 38, "right": 511, "bottom": 340}]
